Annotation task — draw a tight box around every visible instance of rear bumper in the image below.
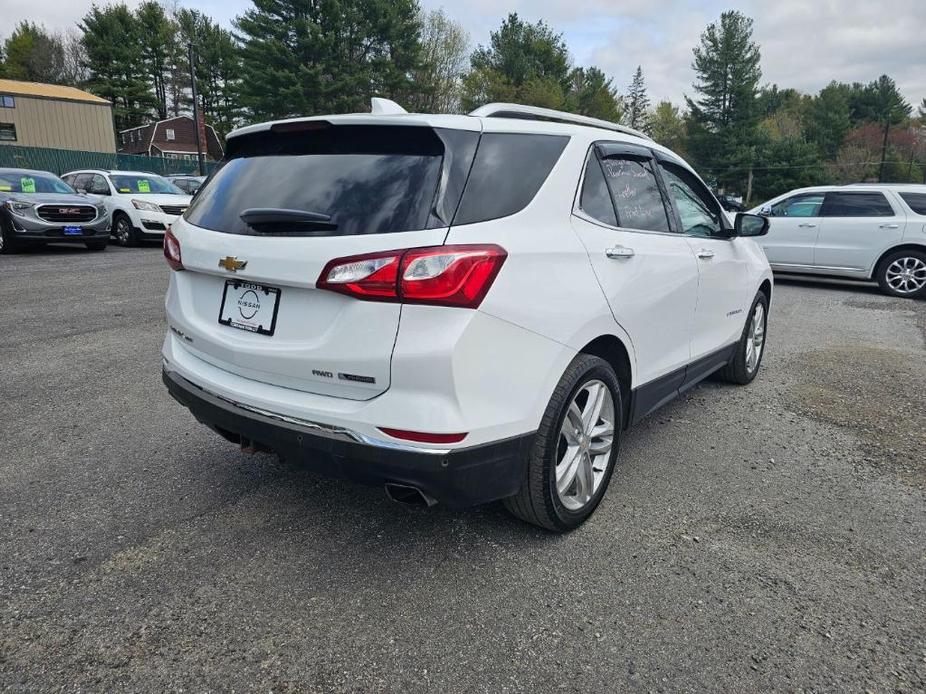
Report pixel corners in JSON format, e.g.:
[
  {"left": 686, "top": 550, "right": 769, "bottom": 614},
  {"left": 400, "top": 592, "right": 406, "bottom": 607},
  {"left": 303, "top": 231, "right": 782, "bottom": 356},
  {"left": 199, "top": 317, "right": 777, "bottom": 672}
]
[{"left": 163, "top": 368, "right": 533, "bottom": 508}]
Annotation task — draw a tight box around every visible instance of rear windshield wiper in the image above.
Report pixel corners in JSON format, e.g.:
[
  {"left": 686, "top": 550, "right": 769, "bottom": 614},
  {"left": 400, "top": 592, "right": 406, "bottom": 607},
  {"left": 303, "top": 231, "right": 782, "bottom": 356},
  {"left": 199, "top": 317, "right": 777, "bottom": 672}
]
[{"left": 240, "top": 208, "right": 337, "bottom": 232}]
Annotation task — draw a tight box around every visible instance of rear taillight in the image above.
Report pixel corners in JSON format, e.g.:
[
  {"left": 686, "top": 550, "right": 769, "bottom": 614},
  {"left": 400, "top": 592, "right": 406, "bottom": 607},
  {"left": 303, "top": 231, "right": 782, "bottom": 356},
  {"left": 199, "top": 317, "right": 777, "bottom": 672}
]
[
  {"left": 317, "top": 244, "right": 506, "bottom": 308},
  {"left": 163, "top": 227, "right": 183, "bottom": 271}
]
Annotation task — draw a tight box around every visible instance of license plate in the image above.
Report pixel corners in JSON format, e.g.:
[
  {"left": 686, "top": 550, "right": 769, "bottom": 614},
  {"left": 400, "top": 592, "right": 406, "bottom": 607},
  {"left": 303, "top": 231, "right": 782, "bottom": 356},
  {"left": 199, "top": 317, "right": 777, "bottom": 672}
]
[
  {"left": 218, "top": 280, "right": 281, "bottom": 336},
  {"left": 63, "top": 226, "right": 83, "bottom": 235}
]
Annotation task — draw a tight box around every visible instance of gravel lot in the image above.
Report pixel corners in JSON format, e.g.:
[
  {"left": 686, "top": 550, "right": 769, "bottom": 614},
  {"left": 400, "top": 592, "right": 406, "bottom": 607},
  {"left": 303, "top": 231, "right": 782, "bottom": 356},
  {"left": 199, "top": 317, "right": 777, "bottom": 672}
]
[{"left": 1, "top": 245, "right": 925, "bottom": 692}]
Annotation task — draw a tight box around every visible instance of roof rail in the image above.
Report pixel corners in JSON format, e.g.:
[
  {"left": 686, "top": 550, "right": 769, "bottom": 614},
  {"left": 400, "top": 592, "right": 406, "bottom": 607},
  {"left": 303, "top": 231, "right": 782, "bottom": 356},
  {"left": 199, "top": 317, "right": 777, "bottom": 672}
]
[{"left": 469, "top": 103, "right": 652, "bottom": 141}]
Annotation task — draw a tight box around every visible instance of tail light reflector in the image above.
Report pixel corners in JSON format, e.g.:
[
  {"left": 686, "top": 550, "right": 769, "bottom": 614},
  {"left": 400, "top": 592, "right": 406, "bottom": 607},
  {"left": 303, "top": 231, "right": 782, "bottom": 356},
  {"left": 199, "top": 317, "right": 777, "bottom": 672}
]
[
  {"left": 164, "top": 226, "right": 183, "bottom": 270},
  {"left": 317, "top": 244, "right": 506, "bottom": 308},
  {"left": 378, "top": 428, "right": 467, "bottom": 444}
]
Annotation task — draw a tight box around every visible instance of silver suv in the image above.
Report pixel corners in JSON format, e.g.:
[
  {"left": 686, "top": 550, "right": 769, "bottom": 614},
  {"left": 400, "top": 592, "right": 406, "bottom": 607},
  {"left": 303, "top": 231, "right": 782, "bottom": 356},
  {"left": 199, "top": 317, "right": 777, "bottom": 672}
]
[{"left": 752, "top": 184, "right": 926, "bottom": 298}]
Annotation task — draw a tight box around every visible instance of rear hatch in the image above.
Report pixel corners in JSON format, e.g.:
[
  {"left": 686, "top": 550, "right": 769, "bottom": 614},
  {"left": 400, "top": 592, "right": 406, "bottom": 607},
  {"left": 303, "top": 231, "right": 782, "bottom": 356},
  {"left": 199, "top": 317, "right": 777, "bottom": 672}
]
[{"left": 171, "top": 121, "right": 480, "bottom": 400}]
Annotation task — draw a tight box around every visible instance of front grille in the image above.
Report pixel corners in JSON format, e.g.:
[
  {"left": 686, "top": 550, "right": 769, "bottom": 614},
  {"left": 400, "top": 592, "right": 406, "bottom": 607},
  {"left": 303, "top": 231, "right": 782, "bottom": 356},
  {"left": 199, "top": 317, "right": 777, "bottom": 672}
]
[
  {"left": 159, "top": 205, "right": 187, "bottom": 216},
  {"left": 36, "top": 205, "right": 97, "bottom": 223},
  {"left": 142, "top": 220, "right": 167, "bottom": 231}
]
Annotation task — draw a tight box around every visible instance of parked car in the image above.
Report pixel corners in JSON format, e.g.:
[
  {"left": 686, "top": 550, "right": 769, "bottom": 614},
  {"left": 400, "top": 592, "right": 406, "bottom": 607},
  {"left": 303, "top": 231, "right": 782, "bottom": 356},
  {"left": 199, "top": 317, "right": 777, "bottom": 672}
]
[
  {"left": 752, "top": 184, "right": 926, "bottom": 298},
  {"left": 62, "top": 169, "right": 193, "bottom": 247},
  {"left": 0, "top": 167, "right": 110, "bottom": 254},
  {"left": 167, "top": 175, "right": 206, "bottom": 196},
  {"left": 161, "top": 100, "right": 773, "bottom": 531},
  {"left": 717, "top": 194, "right": 745, "bottom": 213}
]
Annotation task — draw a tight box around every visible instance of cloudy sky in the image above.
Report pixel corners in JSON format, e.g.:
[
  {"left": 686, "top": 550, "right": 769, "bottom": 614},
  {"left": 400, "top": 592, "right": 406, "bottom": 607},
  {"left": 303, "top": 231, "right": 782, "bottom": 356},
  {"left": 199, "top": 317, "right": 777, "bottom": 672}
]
[{"left": 4, "top": 0, "right": 925, "bottom": 107}]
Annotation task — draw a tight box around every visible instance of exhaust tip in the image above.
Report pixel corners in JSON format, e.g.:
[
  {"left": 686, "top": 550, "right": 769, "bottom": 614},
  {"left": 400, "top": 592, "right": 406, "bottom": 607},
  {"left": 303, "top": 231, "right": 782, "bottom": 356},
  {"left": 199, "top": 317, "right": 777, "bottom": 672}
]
[{"left": 384, "top": 483, "right": 437, "bottom": 508}]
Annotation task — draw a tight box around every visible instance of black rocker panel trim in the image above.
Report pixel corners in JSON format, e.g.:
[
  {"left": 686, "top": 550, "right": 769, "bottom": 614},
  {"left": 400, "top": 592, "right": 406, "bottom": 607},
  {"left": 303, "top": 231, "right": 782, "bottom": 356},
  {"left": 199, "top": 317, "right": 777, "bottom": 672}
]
[{"left": 628, "top": 342, "right": 737, "bottom": 425}]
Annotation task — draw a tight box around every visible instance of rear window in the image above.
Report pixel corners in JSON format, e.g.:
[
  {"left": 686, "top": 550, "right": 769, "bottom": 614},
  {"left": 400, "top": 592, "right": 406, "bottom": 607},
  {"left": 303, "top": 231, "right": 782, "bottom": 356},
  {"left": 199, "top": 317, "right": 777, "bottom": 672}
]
[
  {"left": 899, "top": 192, "right": 926, "bottom": 215},
  {"left": 453, "top": 133, "right": 569, "bottom": 226},
  {"left": 186, "top": 125, "right": 478, "bottom": 236},
  {"left": 822, "top": 192, "right": 894, "bottom": 217}
]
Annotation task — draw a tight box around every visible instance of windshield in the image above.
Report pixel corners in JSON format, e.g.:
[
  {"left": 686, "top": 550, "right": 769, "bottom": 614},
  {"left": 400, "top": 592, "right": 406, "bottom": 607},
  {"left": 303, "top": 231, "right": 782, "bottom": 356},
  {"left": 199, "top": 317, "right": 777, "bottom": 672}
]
[
  {"left": 111, "top": 174, "right": 184, "bottom": 195},
  {"left": 0, "top": 172, "right": 75, "bottom": 194},
  {"left": 185, "top": 125, "right": 479, "bottom": 236}
]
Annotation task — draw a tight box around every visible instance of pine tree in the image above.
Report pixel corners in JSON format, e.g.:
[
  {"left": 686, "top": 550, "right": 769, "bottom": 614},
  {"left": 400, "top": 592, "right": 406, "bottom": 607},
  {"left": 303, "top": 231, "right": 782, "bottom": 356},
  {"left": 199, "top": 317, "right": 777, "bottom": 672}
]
[
  {"left": 80, "top": 5, "right": 157, "bottom": 129},
  {"left": 685, "top": 10, "right": 762, "bottom": 194},
  {"left": 858, "top": 75, "right": 911, "bottom": 181},
  {"left": 625, "top": 66, "right": 650, "bottom": 132},
  {"left": 567, "top": 66, "right": 623, "bottom": 122},
  {"left": 234, "top": 0, "right": 422, "bottom": 120},
  {"left": 136, "top": 1, "right": 175, "bottom": 119}
]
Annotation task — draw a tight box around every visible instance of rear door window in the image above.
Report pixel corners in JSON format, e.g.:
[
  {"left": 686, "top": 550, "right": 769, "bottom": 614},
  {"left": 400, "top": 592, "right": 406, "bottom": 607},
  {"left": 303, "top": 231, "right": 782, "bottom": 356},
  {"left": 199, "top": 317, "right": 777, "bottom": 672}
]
[
  {"left": 453, "top": 133, "right": 569, "bottom": 226},
  {"left": 187, "top": 124, "right": 479, "bottom": 236},
  {"left": 822, "top": 192, "right": 895, "bottom": 217},
  {"left": 899, "top": 192, "right": 926, "bottom": 215},
  {"left": 599, "top": 153, "right": 671, "bottom": 232}
]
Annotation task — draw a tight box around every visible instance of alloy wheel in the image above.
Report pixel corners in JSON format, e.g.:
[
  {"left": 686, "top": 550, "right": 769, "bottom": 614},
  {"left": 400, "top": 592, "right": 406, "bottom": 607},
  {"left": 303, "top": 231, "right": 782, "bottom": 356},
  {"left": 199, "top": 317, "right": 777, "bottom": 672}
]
[
  {"left": 555, "top": 380, "right": 615, "bottom": 511},
  {"left": 745, "top": 302, "right": 765, "bottom": 374},
  {"left": 885, "top": 256, "right": 926, "bottom": 295},
  {"left": 116, "top": 218, "right": 131, "bottom": 245}
]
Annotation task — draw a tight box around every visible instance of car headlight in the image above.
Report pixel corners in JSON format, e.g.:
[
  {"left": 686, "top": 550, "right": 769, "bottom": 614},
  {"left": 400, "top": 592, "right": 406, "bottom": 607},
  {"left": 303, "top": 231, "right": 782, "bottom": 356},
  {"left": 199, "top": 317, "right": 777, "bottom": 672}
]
[
  {"left": 5, "top": 200, "right": 32, "bottom": 214},
  {"left": 131, "top": 199, "right": 161, "bottom": 212}
]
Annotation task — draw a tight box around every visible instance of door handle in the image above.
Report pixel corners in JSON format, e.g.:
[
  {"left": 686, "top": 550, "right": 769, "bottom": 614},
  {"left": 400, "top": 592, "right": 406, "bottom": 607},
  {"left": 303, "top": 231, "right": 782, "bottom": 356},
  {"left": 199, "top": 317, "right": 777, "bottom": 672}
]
[
  {"left": 605, "top": 246, "right": 635, "bottom": 259},
  {"left": 879, "top": 223, "right": 900, "bottom": 229},
  {"left": 798, "top": 223, "right": 817, "bottom": 228},
  {"left": 696, "top": 249, "right": 715, "bottom": 260}
]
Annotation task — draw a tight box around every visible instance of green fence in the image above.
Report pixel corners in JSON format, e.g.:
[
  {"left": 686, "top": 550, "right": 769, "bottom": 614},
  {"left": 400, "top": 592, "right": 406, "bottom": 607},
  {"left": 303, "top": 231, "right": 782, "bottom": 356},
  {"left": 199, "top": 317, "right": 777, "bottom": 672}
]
[{"left": 0, "top": 145, "right": 217, "bottom": 177}]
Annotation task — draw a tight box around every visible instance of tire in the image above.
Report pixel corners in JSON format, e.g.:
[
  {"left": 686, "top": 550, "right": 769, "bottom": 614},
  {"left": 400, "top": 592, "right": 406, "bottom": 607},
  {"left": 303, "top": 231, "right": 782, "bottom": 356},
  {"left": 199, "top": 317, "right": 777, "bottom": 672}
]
[
  {"left": 717, "top": 290, "right": 768, "bottom": 385},
  {"left": 875, "top": 249, "right": 926, "bottom": 299},
  {"left": 85, "top": 239, "right": 107, "bottom": 251},
  {"left": 0, "top": 216, "right": 17, "bottom": 255},
  {"left": 113, "top": 213, "right": 138, "bottom": 247},
  {"left": 504, "top": 354, "right": 622, "bottom": 532}
]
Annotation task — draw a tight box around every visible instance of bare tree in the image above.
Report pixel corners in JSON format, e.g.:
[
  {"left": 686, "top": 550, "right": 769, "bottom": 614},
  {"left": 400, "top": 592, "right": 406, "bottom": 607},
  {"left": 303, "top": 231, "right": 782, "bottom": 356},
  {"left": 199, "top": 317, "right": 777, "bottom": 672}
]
[
  {"left": 60, "top": 29, "right": 88, "bottom": 85},
  {"left": 406, "top": 9, "right": 469, "bottom": 113}
]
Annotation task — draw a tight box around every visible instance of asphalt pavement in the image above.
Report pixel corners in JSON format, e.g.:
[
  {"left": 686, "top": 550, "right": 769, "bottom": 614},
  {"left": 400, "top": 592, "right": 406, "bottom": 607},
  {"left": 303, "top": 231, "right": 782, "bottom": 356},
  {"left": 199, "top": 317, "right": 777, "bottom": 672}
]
[{"left": 1, "top": 245, "right": 924, "bottom": 692}]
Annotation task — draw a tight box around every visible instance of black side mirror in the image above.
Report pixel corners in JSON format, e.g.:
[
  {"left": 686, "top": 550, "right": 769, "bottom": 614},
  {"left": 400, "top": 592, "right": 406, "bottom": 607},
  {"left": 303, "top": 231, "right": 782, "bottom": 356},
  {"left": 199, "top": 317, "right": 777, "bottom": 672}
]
[{"left": 735, "top": 212, "right": 769, "bottom": 237}]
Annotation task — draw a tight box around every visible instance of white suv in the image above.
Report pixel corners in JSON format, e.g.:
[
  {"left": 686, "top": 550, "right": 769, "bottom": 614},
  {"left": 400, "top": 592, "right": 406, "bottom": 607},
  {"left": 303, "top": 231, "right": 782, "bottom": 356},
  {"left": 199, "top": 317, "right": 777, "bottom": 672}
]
[
  {"left": 161, "top": 101, "right": 773, "bottom": 531},
  {"left": 751, "top": 184, "right": 926, "bottom": 298},
  {"left": 62, "top": 170, "right": 193, "bottom": 247}
]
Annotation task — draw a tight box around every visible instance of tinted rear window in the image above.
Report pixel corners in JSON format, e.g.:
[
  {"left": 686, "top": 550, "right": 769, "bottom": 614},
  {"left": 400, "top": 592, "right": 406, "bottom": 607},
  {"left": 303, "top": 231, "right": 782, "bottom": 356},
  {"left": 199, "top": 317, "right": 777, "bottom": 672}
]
[
  {"left": 822, "top": 192, "right": 894, "bottom": 217},
  {"left": 453, "top": 133, "right": 569, "bottom": 226},
  {"left": 900, "top": 192, "right": 926, "bottom": 215},
  {"left": 186, "top": 125, "right": 478, "bottom": 236}
]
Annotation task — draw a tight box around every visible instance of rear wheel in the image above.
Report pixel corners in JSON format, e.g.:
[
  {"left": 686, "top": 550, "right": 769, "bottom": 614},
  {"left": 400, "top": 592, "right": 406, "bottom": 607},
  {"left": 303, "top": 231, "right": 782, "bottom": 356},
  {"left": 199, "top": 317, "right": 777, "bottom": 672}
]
[
  {"left": 717, "top": 291, "right": 768, "bottom": 385},
  {"left": 504, "top": 354, "right": 621, "bottom": 532},
  {"left": 113, "top": 213, "right": 137, "bottom": 247},
  {"left": 876, "top": 249, "right": 926, "bottom": 298}
]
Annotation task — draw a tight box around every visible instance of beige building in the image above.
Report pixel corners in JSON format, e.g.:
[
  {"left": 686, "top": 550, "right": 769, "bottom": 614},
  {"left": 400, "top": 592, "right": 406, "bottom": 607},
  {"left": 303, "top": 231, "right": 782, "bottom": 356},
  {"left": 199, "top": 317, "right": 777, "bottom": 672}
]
[{"left": 0, "top": 79, "right": 115, "bottom": 153}]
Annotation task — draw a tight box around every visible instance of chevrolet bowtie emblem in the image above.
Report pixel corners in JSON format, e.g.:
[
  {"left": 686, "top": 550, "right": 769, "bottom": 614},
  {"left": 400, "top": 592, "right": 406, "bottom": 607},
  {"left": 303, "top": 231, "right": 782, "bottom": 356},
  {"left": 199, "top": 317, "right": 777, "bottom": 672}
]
[{"left": 218, "top": 256, "right": 247, "bottom": 272}]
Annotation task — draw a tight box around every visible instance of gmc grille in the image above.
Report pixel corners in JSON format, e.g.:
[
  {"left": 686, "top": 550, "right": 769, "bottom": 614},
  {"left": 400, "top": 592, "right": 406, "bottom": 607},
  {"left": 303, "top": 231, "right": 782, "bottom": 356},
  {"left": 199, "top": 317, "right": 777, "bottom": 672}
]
[
  {"left": 36, "top": 205, "right": 97, "bottom": 223},
  {"left": 159, "top": 205, "right": 187, "bottom": 216}
]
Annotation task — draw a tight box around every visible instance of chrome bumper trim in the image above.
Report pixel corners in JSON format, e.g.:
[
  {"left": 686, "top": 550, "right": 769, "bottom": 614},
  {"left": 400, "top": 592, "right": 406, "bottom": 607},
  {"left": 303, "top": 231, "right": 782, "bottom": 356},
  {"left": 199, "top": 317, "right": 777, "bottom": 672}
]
[{"left": 163, "top": 365, "right": 450, "bottom": 456}]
